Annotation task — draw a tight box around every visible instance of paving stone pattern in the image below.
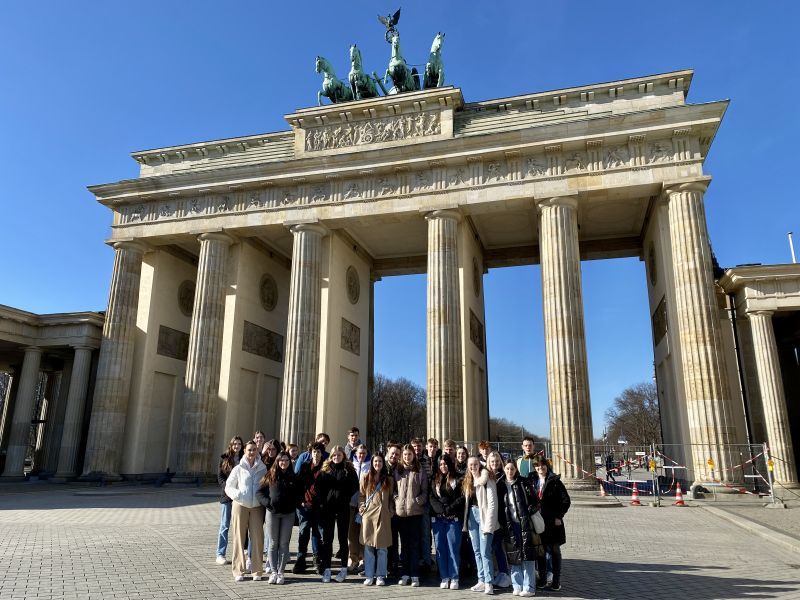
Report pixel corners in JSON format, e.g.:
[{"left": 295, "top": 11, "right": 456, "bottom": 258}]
[{"left": 1, "top": 484, "right": 799, "bottom": 599}]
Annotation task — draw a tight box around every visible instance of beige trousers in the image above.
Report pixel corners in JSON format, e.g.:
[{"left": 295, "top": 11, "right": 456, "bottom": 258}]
[{"left": 231, "top": 502, "right": 265, "bottom": 577}]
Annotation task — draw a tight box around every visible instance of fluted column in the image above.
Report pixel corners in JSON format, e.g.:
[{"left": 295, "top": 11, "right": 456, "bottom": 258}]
[
  {"left": 665, "top": 180, "right": 736, "bottom": 484},
  {"left": 176, "top": 232, "right": 235, "bottom": 478},
  {"left": 1, "top": 346, "right": 43, "bottom": 478},
  {"left": 538, "top": 196, "right": 594, "bottom": 487},
  {"left": 747, "top": 310, "right": 798, "bottom": 486},
  {"left": 426, "top": 210, "right": 464, "bottom": 442},
  {"left": 54, "top": 346, "right": 94, "bottom": 479},
  {"left": 82, "top": 241, "right": 146, "bottom": 479},
  {"left": 279, "top": 224, "right": 326, "bottom": 446}
]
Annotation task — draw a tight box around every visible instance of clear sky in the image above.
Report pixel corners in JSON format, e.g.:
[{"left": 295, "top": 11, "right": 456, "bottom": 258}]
[{"left": 1, "top": 2, "right": 798, "bottom": 439}]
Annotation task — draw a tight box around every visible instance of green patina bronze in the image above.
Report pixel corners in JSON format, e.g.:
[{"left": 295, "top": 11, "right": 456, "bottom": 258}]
[
  {"left": 423, "top": 32, "right": 445, "bottom": 89},
  {"left": 384, "top": 30, "right": 420, "bottom": 94},
  {"left": 348, "top": 45, "right": 380, "bottom": 101},
  {"left": 316, "top": 55, "right": 354, "bottom": 106}
]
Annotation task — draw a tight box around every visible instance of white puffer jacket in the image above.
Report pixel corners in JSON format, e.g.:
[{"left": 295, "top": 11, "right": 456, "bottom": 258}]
[
  {"left": 463, "top": 468, "right": 499, "bottom": 534},
  {"left": 225, "top": 457, "right": 267, "bottom": 508}
]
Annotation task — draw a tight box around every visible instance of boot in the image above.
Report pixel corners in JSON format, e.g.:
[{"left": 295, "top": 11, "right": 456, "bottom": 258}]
[{"left": 292, "top": 557, "right": 307, "bottom": 574}]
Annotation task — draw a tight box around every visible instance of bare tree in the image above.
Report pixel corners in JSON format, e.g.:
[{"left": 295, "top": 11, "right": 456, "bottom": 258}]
[
  {"left": 604, "top": 382, "right": 661, "bottom": 447},
  {"left": 367, "top": 373, "right": 426, "bottom": 451}
]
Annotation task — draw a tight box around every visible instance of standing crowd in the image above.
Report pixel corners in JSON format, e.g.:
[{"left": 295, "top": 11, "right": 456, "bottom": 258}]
[{"left": 218, "top": 430, "right": 571, "bottom": 595}]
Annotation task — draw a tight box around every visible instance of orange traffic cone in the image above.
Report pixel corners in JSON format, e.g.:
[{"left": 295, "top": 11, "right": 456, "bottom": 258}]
[
  {"left": 599, "top": 483, "right": 607, "bottom": 497},
  {"left": 630, "top": 482, "right": 641, "bottom": 506},
  {"left": 674, "top": 482, "right": 686, "bottom": 507}
]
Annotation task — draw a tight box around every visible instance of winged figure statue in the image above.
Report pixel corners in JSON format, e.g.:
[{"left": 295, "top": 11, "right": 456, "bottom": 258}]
[{"left": 378, "top": 8, "right": 401, "bottom": 42}]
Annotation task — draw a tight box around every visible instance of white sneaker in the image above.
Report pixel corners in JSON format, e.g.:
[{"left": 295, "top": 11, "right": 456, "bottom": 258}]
[
  {"left": 513, "top": 590, "right": 520, "bottom": 596},
  {"left": 441, "top": 579, "right": 450, "bottom": 589},
  {"left": 485, "top": 583, "right": 495, "bottom": 595},
  {"left": 267, "top": 573, "right": 277, "bottom": 584},
  {"left": 471, "top": 582, "right": 486, "bottom": 592},
  {"left": 411, "top": 577, "right": 420, "bottom": 587},
  {"left": 400, "top": 575, "right": 410, "bottom": 585},
  {"left": 494, "top": 573, "right": 511, "bottom": 588},
  {"left": 245, "top": 558, "right": 252, "bottom": 572},
  {"left": 519, "top": 592, "right": 535, "bottom": 597},
  {"left": 335, "top": 567, "right": 348, "bottom": 582},
  {"left": 276, "top": 573, "right": 285, "bottom": 585},
  {"left": 450, "top": 579, "right": 460, "bottom": 590},
  {"left": 266, "top": 566, "right": 272, "bottom": 575},
  {"left": 215, "top": 556, "right": 226, "bottom": 565},
  {"left": 234, "top": 575, "right": 245, "bottom": 582},
  {"left": 322, "top": 569, "right": 331, "bottom": 583},
  {"left": 363, "top": 577, "right": 374, "bottom": 586},
  {"left": 376, "top": 576, "right": 386, "bottom": 586},
  {"left": 252, "top": 575, "right": 263, "bottom": 581}
]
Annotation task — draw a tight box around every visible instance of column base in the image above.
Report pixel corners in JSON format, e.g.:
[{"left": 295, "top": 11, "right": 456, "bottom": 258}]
[
  {"left": 0, "top": 475, "right": 28, "bottom": 483},
  {"left": 562, "top": 478, "right": 599, "bottom": 491},
  {"left": 79, "top": 472, "right": 124, "bottom": 483},
  {"left": 50, "top": 473, "right": 78, "bottom": 483},
  {"left": 171, "top": 473, "right": 214, "bottom": 485}
]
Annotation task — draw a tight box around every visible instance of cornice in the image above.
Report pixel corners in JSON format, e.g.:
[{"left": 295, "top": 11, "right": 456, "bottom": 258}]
[
  {"left": 89, "top": 101, "right": 726, "bottom": 208},
  {"left": 719, "top": 264, "right": 800, "bottom": 291}
]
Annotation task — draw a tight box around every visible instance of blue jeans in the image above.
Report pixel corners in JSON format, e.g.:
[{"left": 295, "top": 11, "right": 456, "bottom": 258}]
[
  {"left": 217, "top": 502, "right": 232, "bottom": 557},
  {"left": 492, "top": 529, "right": 509, "bottom": 575},
  {"left": 296, "top": 505, "right": 321, "bottom": 558},
  {"left": 364, "top": 546, "right": 388, "bottom": 578},
  {"left": 432, "top": 517, "right": 461, "bottom": 580},
  {"left": 511, "top": 562, "right": 536, "bottom": 594},
  {"left": 467, "top": 505, "right": 494, "bottom": 584}
]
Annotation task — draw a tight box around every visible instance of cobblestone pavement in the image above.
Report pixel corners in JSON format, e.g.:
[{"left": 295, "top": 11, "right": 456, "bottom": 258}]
[{"left": 1, "top": 483, "right": 799, "bottom": 600}]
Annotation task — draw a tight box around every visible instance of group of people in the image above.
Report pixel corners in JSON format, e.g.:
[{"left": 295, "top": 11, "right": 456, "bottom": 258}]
[{"left": 217, "top": 430, "right": 571, "bottom": 595}]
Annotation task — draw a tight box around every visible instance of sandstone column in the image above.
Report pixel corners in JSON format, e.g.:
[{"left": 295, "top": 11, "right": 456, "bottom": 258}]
[
  {"left": 747, "top": 310, "right": 799, "bottom": 486},
  {"left": 665, "top": 180, "right": 736, "bottom": 484},
  {"left": 54, "top": 346, "right": 94, "bottom": 479},
  {"left": 176, "top": 232, "right": 235, "bottom": 479},
  {"left": 538, "top": 196, "right": 594, "bottom": 486},
  {"left": 426, "top": 210, "right": 464, "bottom": 442},
  {"left": 1, "top": 346, "right": 43, "bottom": 478},
  {"left": 82, "top": 241, "right": 146, "bottom": 479},
  {"left": 279, "top": 224, "right": 326, "bottom": 446}
]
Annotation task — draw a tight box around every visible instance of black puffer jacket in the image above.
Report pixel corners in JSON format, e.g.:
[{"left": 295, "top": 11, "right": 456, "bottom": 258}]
[
  {"left": 314, "top": 461, "right": 359, "bottom": 512},
  {"left": 217, "top": 454, "right": 240, "bottom": 504},
  {"left": 256, "top": 468, "right": 301, "bottom": 514},
  {"left": 533, "top": 472, "right": 570, "bottom": 547},
  {"left": 429, "top": 474, "right": 465, "bottom": 520},
  {"left": 497, "top": 476, "right": 544, "bottom": 563}
]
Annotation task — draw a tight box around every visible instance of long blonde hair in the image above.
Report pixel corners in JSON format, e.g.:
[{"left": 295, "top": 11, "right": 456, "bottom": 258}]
[
  {"left": 321, "top": 445, "right": 355, "bottom": 474},
  {"left": 462, "top": 456, "right": 487, "bottom": 498}
]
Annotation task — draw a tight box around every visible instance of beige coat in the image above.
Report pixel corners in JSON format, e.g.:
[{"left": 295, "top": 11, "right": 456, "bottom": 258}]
[
  {"left": 462, "top": 468, "right": 499, "bottom": 534},
  {"left": 358, "top": 474, "right": 395, "bottom": 548},
  {"left": 393, "top": 465, "right": 428, "bottom": 517}
]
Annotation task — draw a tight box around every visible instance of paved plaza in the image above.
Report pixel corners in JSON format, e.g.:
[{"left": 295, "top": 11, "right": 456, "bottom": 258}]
[{"left": 1, "top": 484, "right": 799, "bottom": 600}]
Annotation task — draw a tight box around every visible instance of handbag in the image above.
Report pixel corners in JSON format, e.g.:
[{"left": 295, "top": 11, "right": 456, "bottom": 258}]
[
  {"left": 529, "top": 509, "right": 545, "bottom": 534},
  {"left": 355, "top": 482, "right": 381, "bottom": 525}
]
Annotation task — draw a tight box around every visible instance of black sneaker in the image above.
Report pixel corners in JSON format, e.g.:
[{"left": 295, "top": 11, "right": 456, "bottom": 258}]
[
  {"left": 551, "top": 583, "right": 561, "bottom": 592},
  {"left": 292, "top": 558, "right": 307, "bottom": 574}
]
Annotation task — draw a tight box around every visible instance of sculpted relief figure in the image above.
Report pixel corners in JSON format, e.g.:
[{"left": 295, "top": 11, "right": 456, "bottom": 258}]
[
  {"left": 305, "top": 112, "right": 440, "bottom": 152},
  {"left": 649, "top": 141, "right": 674, "bottom": 163},
  {"left": 605, "top": 146, "right": 629, "bottom": 169}
]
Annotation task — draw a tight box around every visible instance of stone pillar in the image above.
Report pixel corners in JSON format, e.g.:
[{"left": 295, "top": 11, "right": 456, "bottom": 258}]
[
  {"left": 367, "top": 274, "right": 379, "bottom": 442},
  {"left": 82, "top": 241, "right": 146, "bottom": 479},
  {"left": 175, "top": 232, "right": 235, "bottom": 479},
  {"left": 665, "top": 180, "right": 736, "bottom": 484},
  {"left": 280, "top": 224, "right": 326, "bottom": 446},
  {"left": 53, "top": 347, "right": 94, "bottom": 479},
  {"left": 426, "top": 210, "right": 464, "bottom": 442},
  {"left": 1, "top": 346, "right": 43, "bottom": 478},
  {"left": 538, "top": 196, "right": 594, "bottom": 487},
  {"left": 747, "top": 310, "right": 799, "bottom": 486}
]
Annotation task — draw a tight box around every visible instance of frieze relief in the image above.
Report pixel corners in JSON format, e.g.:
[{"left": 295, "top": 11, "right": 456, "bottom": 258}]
[
  {"left": 118, "top": 136, "right": 693, "bottom": 225},
  {"left": 305, "top": 112, "right": 441, "bottom": 152}
]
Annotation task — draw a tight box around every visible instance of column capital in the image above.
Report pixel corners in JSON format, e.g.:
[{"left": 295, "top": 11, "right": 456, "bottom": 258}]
[
  {"left": 288, "top": 222, "right": 328, "bottom": 237},
  {"left": 746, "top": 309, "right": 775, "bottom": 318},
  {"left": 22, "top": 346, "right": 43, "bottom": 355},
  {"left": 197, "top": 231, "right": 236, "bottom": 245},
  {"left": 110, "top": 240, "right": 148, "bottom": 254},
  {"left": 424, "top": 209, "right": 462, "bottom": 223},
  {"left": 536, "top": 195, "right": 579, "bottom": 211},
  {"left": 662, "top": 176, "right": 711, "bottom": 197},
  {"left": 70, "top": 345, "right": 95, "bottom": 352}
]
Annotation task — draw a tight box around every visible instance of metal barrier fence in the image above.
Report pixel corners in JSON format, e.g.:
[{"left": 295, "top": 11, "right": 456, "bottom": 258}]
[{"left": 463, "top": 440, "right": 791, "bottom": 502}]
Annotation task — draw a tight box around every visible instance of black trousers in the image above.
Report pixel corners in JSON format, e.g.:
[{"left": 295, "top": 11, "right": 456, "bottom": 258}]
[
  {"left": 319, "top": 505, "right": 349, "bottom": 571},
  {"left": 396, "top": 514, "right": 422, "bottom": 577}
]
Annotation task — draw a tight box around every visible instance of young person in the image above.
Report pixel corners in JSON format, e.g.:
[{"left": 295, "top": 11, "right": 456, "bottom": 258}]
[
  {"left": 343, "top": 427, "right": 364, "bottom": 461},
  {"left": 294, "top": 442, "right": 325, "bottom": 574},
  {"left": 359, "top": 453, "right": 395, "bottom": 586},
  {"left": 315, "top": 445, "right": 359, "bottom": 583},
  {"left": 463, "top": 456, "right": 498, "bottom": 595},
  {"left": 348, "top": 444, "right": 371, "bottom": 572},
  {"left": 532, "top": 457, "right": 571, "bottom": 592},
  {"left": 225, "top": 440, "right": 267, "bottom": 582},
  {"left": 498, "top": 459, "right": 543, "bottom": 597},
  {"left": 384, "top": 443, "right": 402, "bottom": 576},
  {"left": 294, "top": 433, "right": 331, "bottom": 473},
  {"left": 487, "top": 451, "right": 511, "bottom": 589},
  {"left": 442, "top": 439, "right": 457, "bottom": 461},
  {"left": 477, "top": 441, "right": 492, "bottom": 467},
  {"left": 257, "top": 451, "right": 300, "bottom": 584},
  {"left": 517, "top": 436, "right": 538, "bottom": 479},
  {"left": 216, "top": 436, "right": 243, "bottom": 565},
  {"left": 394, "top": 443, "right": 428, "bottom": 587},
  {"left": 455, "top": 445, "right": 470, "bottom": 475},
  {"left": 429, "top": 453, "right": 465, "bottom": 590},
  {"left": 287, "top": 443, "right": 300, "bottom": 464}
]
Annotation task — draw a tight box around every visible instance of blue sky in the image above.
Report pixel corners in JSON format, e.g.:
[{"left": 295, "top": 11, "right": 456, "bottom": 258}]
[{"left": 1, "top": 2, "right": 798, "bottom": 439}]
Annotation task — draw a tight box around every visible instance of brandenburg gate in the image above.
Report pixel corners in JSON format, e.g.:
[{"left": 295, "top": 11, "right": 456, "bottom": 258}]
[{"left": 74, "top": 68, "right": 792, "bottom": 489}]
